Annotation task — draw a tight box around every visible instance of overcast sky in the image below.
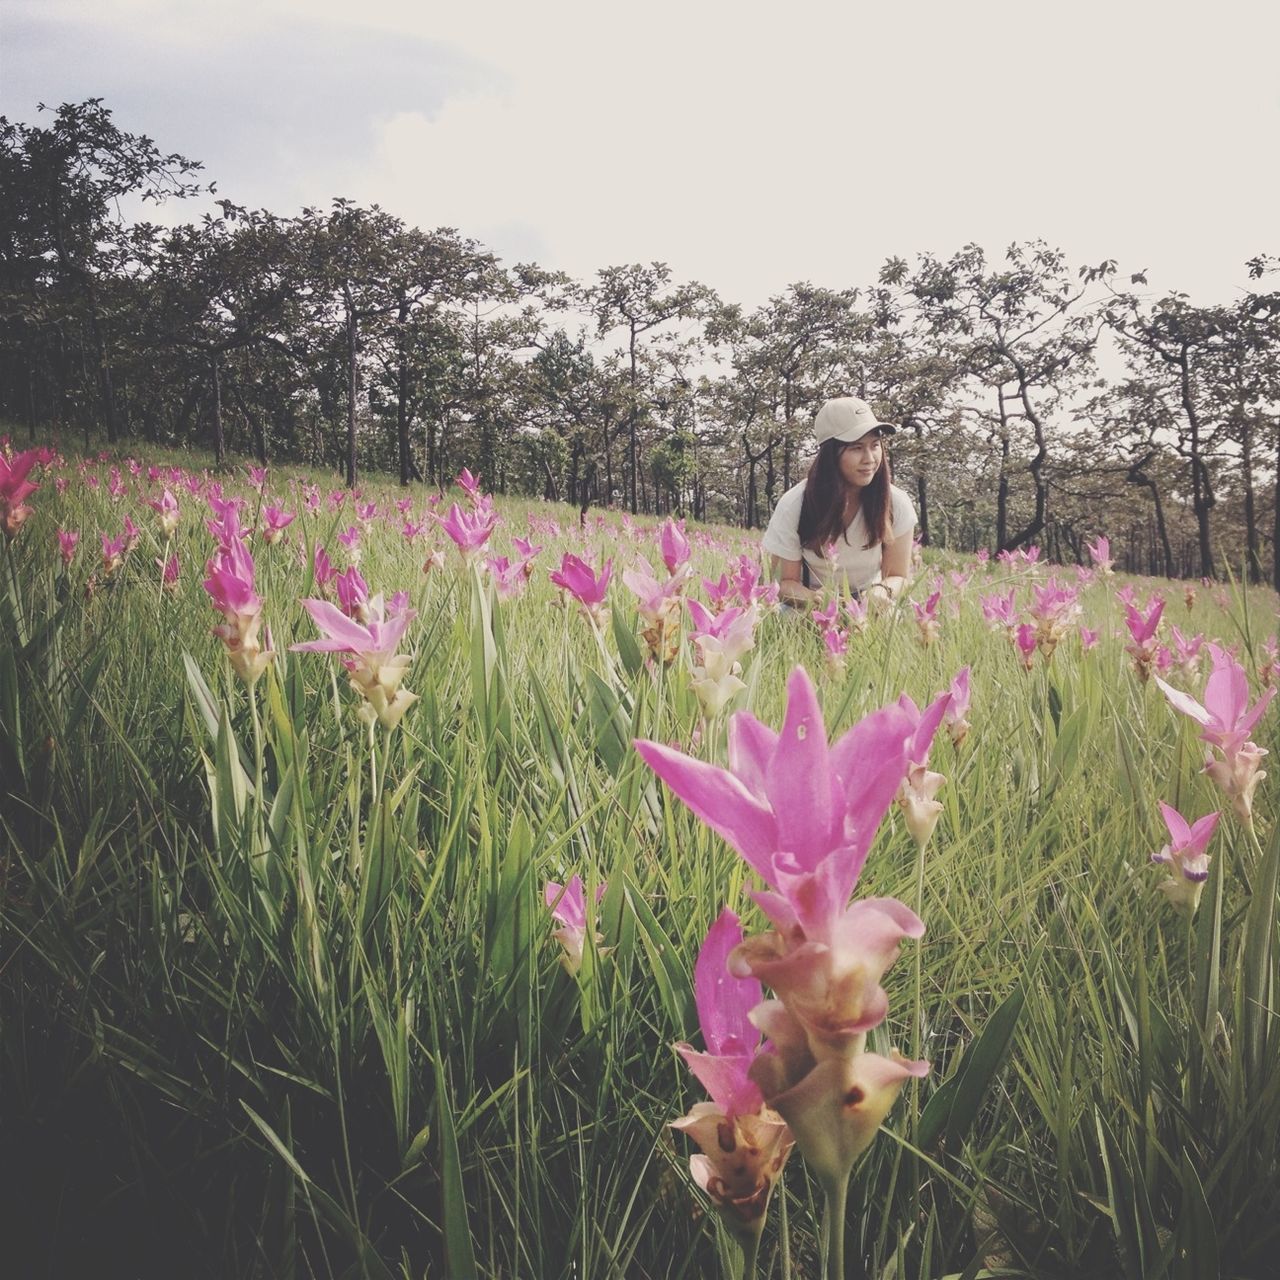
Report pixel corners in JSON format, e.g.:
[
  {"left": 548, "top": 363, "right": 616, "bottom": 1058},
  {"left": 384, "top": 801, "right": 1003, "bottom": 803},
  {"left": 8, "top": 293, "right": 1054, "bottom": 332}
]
[{"left": 4, "top": 0, "right": 1278, "bottom": 313}]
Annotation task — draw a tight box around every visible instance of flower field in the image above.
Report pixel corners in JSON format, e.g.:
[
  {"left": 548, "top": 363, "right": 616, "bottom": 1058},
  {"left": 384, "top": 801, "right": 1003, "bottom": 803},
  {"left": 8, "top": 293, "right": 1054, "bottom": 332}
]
[{"left": 1, "top": 441, "right": 1278, "bottom": 1280}]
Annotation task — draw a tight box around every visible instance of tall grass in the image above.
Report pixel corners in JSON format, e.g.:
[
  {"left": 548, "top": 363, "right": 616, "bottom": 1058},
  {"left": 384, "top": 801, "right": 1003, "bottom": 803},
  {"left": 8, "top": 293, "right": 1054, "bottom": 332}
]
[{"left": 1, "top": 441, "right": 1277, "bottom": 1278}]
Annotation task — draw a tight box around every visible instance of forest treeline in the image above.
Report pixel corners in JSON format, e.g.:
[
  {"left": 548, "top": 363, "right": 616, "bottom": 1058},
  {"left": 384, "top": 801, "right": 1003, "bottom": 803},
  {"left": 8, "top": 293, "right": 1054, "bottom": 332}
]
[{"left": 2, "top": 100, "right": 1278, "bottom": 584}]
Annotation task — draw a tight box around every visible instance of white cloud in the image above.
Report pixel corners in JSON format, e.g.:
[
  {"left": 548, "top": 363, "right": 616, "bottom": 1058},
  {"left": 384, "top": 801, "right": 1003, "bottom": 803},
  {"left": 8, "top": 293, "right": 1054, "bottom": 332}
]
[{"left": 7, "top": 0, "right": 1279, "bottom": 307}]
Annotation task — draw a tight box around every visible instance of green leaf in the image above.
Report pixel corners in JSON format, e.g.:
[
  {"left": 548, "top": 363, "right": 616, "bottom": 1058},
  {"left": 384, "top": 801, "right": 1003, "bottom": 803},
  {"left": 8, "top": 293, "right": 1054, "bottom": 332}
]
[
  {"left": 919, "top": 941, "right": 1041, "bottom": 1150},
  {"left": 1172, "top": 1150, "right": 1219, "bottom": 1280},
  {"left": 435, "top": 1056, "right": 478, "bottom": 1280},
  {"left": 624, "top": 873, "right": 693, "bottom": 1030}
]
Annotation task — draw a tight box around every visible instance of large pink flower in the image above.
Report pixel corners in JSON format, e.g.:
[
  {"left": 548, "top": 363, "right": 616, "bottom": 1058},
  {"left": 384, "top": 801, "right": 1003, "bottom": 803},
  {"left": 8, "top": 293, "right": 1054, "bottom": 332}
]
[
  {"left": 292, "top": 595, "right": 417, "bottom": 729},
  {"left": 635, "top": 667, "right": 919, "bottom": 939},
  {"left": 1156, "top": 643, "right": 1274, "bottom": 762},
  {"left": 0, "top": 448, "right": 40, "bottom": 538},
  {"left": 437, "top": 501, "right": 498, "bottom": 557}
]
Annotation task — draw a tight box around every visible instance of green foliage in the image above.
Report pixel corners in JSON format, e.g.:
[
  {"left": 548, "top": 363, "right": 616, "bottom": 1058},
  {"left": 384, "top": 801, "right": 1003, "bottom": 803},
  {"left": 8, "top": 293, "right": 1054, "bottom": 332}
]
[{"left": 1, "top": 452, "right": 1278, "bottom": 1278}]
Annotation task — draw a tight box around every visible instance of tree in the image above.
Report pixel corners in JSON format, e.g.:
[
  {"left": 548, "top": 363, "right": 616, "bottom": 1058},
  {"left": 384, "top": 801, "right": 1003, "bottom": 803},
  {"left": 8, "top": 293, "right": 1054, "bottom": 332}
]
[
  {"left": 586, "top": 263, "right": 715, "bottom": 513},
  {"left": 0, "top": 99, "right": 206, "bottom": 442},
  {"left": 891, "top": 242, "right": 1110, "bottom": 552}
]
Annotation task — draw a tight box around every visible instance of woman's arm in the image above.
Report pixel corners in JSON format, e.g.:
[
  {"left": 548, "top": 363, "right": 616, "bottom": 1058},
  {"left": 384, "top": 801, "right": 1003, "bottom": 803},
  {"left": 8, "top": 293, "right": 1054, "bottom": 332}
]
[
  {"left": 869, "top": 531, "right": 913, "bottom": 602},
  {"left": 771, "top": 555, "right": 814, "bottom": 605}
]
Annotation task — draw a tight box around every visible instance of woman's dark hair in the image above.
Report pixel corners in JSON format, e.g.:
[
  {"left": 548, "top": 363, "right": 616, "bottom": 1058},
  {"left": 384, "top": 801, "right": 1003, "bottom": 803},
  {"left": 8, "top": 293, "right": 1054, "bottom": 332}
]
[{"left": 797, "top": 437, "right": 893, "bottom": 552}]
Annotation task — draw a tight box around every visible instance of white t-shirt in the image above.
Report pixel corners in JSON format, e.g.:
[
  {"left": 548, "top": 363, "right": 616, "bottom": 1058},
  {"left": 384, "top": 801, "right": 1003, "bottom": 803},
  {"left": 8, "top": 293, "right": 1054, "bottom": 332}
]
[{"left": 761, "top": 481, "right": 917, "bottom": 591}]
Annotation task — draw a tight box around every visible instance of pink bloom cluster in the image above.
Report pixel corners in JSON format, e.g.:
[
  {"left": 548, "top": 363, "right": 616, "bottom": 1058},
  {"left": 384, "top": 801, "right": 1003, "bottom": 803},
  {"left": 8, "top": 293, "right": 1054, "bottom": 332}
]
[
  {"left": 203, "top": 530, "right": 274, "bottom": 688},
  {"left": 1157, "top": 644, "right": 1273, "bottom": 827},
  {"left": 0, "top": 448, "right": 40, "bottom": 539},
  {"left": 550, "top": 552, "right": 613, "bottom": 627},
  {"left": 621, "top": 519, "right": 693, "bottom": 663},
  {"left": 1123, "top": 596, "right": 1165, "bottom": 681},
  {"left": 292, "top": 592, "right": 418, "bottom": 730},
  {"left": 636, "top": 668, "right": 955, "bottom": 1223}
]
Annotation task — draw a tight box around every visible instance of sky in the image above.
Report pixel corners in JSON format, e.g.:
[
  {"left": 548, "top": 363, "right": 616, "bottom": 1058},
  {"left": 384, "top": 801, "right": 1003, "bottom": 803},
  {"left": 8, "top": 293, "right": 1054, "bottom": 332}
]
[{"left": 3, "top": 0, "right": 1278, "bottom": 316}]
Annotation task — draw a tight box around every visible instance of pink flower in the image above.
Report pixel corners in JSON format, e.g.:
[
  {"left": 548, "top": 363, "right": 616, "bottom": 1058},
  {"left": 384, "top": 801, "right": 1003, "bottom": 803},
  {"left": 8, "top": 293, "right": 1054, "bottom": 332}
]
[
  {"left": 912, "top": 591, "right": 942, "bottom": 645},
  {"left": 702, "top": 573, "right": 735, "bottom": 612},
  {"left": 944, "top": 667, "right": 971, "bottom": 745},
  {"left": 550, "top": 552, "right": 612, "bottom": 624},
  {"left": 456, "top": 467, "right": 481, "bottom": 501},
  {"left": 146, "top": 488, "right": 180, "bottom": 537},
  {"left": 335, "top": 566, "right": 370, "bottom": 620},
  {"left": 206, "top": 497, "right": 246, "bottom": 547},
  {"left": 262, "top": 506, "right": 295, "bottom": 544},
  {"left": 437, "top": 501, "right": 498, "bottom": 559},
  {"left": 1151, "top": 802, "right": 1220, "bottom": 913},
  {"left": 292, "top": 594, "right": 418, "bottom": 729},
  {"left": 1124, "top": 598, "right": 1165, "bottom": 680},
  {"left": 1156, "top": 645, "right": 1273, "bottom": 825},
  {"left": 56, "top": 528, "right": 79, "bottom": 567},
  {"left": 1086, "top": 535, "right": 1114, "bottom": 574},
  {"left": 484, "top": 555, "right": 528, "bottom": 599},
  {"left": 895, "top": 689, "right": 952, "bottom": 850},
  {"left": 1079, "top": 626, "right": 1100, "bottom": 651},
  {"left": 659, "top": 518, "right": 691, "bottom": 575},
  {"left": 313, "top": 544, "right": 336, "bottom": 590},
  {"left": 355, "top": 501, "right": 378, "bottom": 523},
  {"left": 1014, "top": 622, "right": 1038, "bottom": 670},
  {"left": 1029, "top": 580, "right": 1081, "bottom": 656},
  {"left": 980, "top": 589, "right": 1018, "bottom": 632},
  {"left": 1156, "top": 643, "right": 1274, "bottom": 762},
  {"left": 99, "top": 533, "right": 125, "bottom": 576},
  {"left": 670, "top": 908, "right": 793, "bottom": 1235},
  {"left": 203, "top": 538, "right": 273, "bottom": 686},
  {"left": 511, "top": 536, "right": 542, "bottom": 576},
  {"left": 0, "top": 449, "right": 41, "bottom": 538},
  {"left": 157, "top": 552, "right": 181, "bottom": 591},
  {"left": 623, "top": 562, "right": 685, "bottom": 661},
  {"left": 635, "top": 667, "right": 918, "bottom": 943},
  {"left": 821, "top": 628, "right": 849, "bottom": 671},
  {"left": 544, "top": 875, "right": 606, "bottom": 975},
  {"left": 811, "top": 598, "right": 840, "bottom": 633},
  {"left": 246, "top": 465, "right": 268, "bottom": 490}
]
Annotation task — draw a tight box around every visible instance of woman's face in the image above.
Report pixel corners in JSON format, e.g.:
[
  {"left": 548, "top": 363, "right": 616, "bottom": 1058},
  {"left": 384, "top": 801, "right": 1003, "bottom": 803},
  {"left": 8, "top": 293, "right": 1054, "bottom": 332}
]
[{"left": 837, "top": 432, "right": 884, "bottom": 488}]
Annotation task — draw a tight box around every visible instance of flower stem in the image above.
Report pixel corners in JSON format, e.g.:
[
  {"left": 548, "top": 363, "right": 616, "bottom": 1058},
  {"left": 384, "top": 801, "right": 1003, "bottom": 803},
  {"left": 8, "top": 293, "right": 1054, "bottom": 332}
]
[{"left": 820, "top": 1173, "right": 849, "bottom": 1280}]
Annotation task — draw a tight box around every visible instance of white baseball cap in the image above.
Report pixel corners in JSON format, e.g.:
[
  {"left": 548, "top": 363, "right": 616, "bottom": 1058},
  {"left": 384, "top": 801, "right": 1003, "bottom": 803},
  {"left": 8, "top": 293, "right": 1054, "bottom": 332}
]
[{"left": 813, "top": 396, "right": 897, "bottom": 445}]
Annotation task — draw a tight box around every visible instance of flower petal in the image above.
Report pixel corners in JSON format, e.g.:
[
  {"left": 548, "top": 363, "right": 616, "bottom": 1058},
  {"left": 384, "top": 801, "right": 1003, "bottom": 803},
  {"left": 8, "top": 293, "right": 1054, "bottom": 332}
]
[
  {"left": 634, "top": 739, "right": 778, "bottom": 877},
  {"left": 765, "top": 668, "right": 836, "bottom": 868}
]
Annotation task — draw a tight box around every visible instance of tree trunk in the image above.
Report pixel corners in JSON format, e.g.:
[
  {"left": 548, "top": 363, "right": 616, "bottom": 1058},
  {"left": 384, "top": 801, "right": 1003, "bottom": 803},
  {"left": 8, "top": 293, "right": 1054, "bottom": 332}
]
[
  {"left": 210, "top": 356, "right": 225, "bottom": 464},
  {"left": 912, "top": 418, "right": 929, "bottom": 545},
  {"left": 1240, "top": 413, "right": 1260, "bottom": 583},
  {"left": 396, "top": 294, "right": 412, "bottom": 486},
  {"left": 1273, "top": 417, "right": 1280, "bottom": 592},
  {"left": 1179, "top": 347, "right": 1214, "bottom": 578},
  {"left": 628, "top": 324, "right": 639, "bottom": 514},
  {"left": 345, "top": 290, "right": 358, "bottom": 489}
]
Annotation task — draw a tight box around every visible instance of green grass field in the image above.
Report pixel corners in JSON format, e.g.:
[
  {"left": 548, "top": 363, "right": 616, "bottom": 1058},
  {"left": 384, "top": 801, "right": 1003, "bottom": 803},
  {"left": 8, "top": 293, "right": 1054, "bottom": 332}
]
[{"left": 1, "top": 439, "right": 1277, "bottom": 1279}]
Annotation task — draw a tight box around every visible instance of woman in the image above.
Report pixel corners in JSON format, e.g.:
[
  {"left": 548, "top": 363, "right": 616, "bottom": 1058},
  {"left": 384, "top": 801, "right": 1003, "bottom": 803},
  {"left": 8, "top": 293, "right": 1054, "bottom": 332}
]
[{"left": 761, "top": 396, "right": 916, "bottom": 606}]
